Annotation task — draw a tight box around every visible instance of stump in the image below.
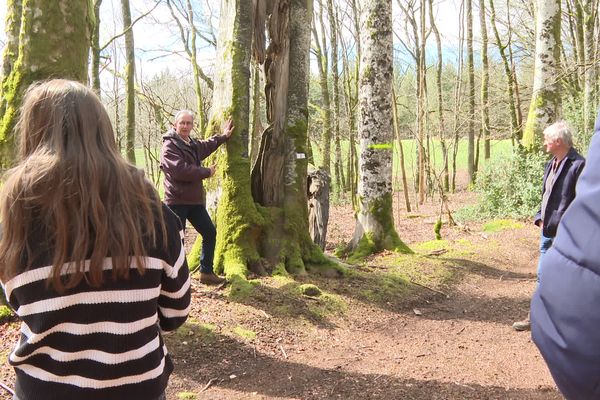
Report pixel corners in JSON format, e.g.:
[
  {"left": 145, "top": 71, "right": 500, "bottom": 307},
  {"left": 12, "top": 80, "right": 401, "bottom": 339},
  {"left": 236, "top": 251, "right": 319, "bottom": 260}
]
[{"left": 307, "top": 169, "right": 330, "bottom": 250}]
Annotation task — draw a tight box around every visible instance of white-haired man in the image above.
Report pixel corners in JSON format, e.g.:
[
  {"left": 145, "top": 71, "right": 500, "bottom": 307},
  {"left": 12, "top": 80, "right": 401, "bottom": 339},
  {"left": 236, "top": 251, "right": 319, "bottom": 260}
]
[{"left": 513, "top": 121, "right": 586, "bottom": 331}]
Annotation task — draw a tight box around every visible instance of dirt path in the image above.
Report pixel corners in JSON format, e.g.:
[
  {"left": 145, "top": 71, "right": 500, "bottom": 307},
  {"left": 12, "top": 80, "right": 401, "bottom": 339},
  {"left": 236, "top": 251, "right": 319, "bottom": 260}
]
[
  {"left": 162, "top": 198, "right": 561, "bottom": 400},
  {"left": 0, "top": 194, "right": 562, "bottom": 400}
]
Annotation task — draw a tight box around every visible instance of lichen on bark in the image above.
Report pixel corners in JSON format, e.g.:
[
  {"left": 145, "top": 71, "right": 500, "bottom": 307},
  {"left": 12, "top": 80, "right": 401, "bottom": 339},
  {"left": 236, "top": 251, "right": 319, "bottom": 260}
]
[{"left": 348, "top": 0, "right": 409, "bottom": 260}]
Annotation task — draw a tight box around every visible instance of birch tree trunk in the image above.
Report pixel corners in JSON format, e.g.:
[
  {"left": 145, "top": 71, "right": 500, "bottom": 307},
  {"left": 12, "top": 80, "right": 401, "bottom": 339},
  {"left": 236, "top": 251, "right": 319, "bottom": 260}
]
[
  {"left": 348, "top": 0, "right": 409, "bottom": 258},
  {"left": 122, "top": 0, "right": 136, "bottom": 163},
  {"left": 0, "top": 0, "right": 89, "bottom": 167},
  {"left": 523, "top": 0, "right": 562, "bottom": 151}
]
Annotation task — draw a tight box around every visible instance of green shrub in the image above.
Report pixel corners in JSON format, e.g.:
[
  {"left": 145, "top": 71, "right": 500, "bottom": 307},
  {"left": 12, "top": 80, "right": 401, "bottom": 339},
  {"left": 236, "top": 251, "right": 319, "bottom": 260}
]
[{"left": 456, "top": 149, "right": 546, "bottom": 220}]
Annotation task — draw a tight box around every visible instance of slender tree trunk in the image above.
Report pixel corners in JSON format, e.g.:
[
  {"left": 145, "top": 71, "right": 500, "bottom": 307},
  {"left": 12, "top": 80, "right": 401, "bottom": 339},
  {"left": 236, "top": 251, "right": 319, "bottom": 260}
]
[
  {"left": 121, "top": 0, "right": 136, "bottom": 163},
  {"left": 583, "top": 0, "right": 598, "bottom": 139},
  {"left": 417, "top": 0, "right": 427, "bottom": 203},
  {"left": 90, "top": 0, "right": 103, "bottom": 95},
  {"left": 451, "top": 0, "right": 465, "bottom": 192},
  {"left": 349, "top": 0, "right": 409, "bottom": 258},
  {"left": 312, "top": 1, "right": 332, "bottom": 176},
  {"left": 327, "top": 1, "right": 345, "bottom": 194},
  {"left": 523, "top": 0, "right": 562, "bottom": 151},
  {"left": 392, "top": 85, "right": 411, "bottom": 213},
  {"left": 479, "top": 0, "right": 490, "bottom": 160},
  {"left": 429, "top": 0, "right": 449, "bottom": 191},
  {"left": 466, "top": 0, "right": 476, "bottom": 183}
]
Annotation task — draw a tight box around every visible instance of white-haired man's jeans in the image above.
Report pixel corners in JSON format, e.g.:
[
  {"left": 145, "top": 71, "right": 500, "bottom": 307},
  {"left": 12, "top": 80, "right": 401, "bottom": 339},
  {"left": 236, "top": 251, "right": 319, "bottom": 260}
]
[{"left": 536, "top": 233, "right": 554, "bottom": 285}]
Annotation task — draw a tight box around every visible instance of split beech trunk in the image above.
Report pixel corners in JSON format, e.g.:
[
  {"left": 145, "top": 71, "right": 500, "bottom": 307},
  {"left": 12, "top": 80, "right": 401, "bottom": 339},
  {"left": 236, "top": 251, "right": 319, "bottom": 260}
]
[
  {"left": 348, "top": 0, "right": 409, "bottom": 257},
  {"left": 210, "top": 0, "right": 325, "bottom": 279},
  {"left": 0, "top": 0, "right": 89, "bottom": 167},
  {"left": 523, "top": 0, "right": 562, "bottom": 150}
]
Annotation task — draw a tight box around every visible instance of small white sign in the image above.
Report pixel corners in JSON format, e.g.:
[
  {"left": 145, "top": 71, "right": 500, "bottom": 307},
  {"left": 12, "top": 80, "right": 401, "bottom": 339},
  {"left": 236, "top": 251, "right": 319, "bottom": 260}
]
[{"left": 296, "top": 153, "right": 306, "bottom": 159}]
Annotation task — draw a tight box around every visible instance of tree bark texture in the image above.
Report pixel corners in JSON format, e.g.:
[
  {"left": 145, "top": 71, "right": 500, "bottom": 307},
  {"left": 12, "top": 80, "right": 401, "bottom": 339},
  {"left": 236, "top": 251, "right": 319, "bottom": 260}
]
[
  {"left": 90, "top": 0, "right": 103, "bottom": 95},
  {"left": 311, "top": 2, "right": 332, "bottom": 176},
  {"left": 0, "top": 0, "right": 89, "bottom": 167},
  {"left": 466, "top": 0, "right": 476, "bottom": 183},
  {"left": 213, "top": 0, "right": 325, "bottom": 278},
  {"left": 211, "top": 0, "right": 263, "bottom": 279},
  {"left": 121, "top": 0, "right": 136, "bottom": 164},
  {"left": 349, "top": 0, "right": 408, "bottom": 258},
  {"left": 523, "top": 0, "right": 562, "bottom": 151},
  {"left": 479, "top": 0, "right": 490, "bottom": 160}
]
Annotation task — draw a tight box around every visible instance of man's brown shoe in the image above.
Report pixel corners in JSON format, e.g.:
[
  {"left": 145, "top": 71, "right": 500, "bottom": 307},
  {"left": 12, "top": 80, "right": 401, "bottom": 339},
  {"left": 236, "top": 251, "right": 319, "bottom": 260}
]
[{"left": 199, "top": 272, "right": 225, "bottom": 285}]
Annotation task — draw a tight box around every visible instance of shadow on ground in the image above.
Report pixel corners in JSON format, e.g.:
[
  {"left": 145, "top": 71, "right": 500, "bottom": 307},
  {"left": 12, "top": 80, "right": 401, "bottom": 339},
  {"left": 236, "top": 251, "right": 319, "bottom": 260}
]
[
  {"left": 216, "top": 253, "right": 535, "bottom": 329},
  {"left": 167, "top": 331, "right": 560, "bottom": 400}
]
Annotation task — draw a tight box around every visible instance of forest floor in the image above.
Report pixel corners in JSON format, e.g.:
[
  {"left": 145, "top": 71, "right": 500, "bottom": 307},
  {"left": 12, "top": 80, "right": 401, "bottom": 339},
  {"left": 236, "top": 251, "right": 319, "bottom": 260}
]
[{"left": 0, "top": 187, "right": 562, "bottom": 400}]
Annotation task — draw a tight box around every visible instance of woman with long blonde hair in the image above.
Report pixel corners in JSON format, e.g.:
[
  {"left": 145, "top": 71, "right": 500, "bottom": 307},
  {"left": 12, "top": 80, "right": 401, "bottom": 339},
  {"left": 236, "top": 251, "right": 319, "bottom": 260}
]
[{"left": 0, "top": 79, "right": 190, "bottom": 400}]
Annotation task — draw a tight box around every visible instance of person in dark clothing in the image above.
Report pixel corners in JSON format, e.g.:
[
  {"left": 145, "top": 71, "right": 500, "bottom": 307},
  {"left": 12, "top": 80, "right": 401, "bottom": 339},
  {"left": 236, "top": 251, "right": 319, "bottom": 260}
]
[
  {"left": 513, "top": 121, "right": 585, "bottom": 331},
  {"left": 530, "top": 111, "right": 600, "bottom": 400},
  {"left": 160, "top": 110, "right": 234, "bottom": 285}
]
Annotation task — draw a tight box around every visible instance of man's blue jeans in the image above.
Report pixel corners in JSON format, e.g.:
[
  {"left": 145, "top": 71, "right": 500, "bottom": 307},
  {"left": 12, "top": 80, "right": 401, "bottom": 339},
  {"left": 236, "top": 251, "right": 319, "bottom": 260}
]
[
  {"left": 537, "top": 233, "right": 554, "bottom": 284},
  {"left": 168, "top": 204, "right": 216, "bottom": 274}
]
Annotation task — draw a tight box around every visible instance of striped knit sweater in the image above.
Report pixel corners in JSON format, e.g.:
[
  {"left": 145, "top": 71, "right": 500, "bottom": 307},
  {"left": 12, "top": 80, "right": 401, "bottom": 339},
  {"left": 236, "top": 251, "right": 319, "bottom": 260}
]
[{"left": 1, "top": 204, "right": 191, "bottom": 400}]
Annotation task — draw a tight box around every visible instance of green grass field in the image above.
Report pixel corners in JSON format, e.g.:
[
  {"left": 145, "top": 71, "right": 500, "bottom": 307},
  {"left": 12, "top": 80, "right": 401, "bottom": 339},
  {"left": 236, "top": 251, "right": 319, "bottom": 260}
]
[
  {"left": 132, "top": 139, "right": 516, "bottom": 199},
  {"left": 310, "top": 139, "right": 514, "bottom": 179}
]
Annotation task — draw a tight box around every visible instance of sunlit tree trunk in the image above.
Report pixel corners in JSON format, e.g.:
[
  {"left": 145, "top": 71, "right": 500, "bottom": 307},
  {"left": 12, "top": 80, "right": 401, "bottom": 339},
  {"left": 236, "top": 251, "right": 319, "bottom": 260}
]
[
  {"left": 429, "top": 0, "right": 448, "bottom": 191},
  {"left": 122, "top": 0, "right": 136, "bottom": 163},
  {"left": 479, "top": 0, "right": 490, "bottom": 160},
  {"left": 0, "top": 0, "right": 89, "bottom": 167},
  {"left": 90, "top": 0, "right": 103, "bottom": 95},
  {"left": 327, "top": 0, "right": 345, "bottom": 195},
  {"left": 582, "top": 0, "right": 598, "bottom": 139},
  {"left": 212, "top": 0, "right": 325, "bottom": 280},
  {"left": 466, "top": 0, "right": 476, "bottom": 183},
  {"left": 523, "top": 0, "right": 562, "bottom": 150},
  {"left": 348, "top": 0, "right": 409, "bottom": 258},
  {"left": 311, "top": 1, "right": 332, "bottom": 176},
  {"left": 0, "top": 0, "right": 23, "bottom": 118}
]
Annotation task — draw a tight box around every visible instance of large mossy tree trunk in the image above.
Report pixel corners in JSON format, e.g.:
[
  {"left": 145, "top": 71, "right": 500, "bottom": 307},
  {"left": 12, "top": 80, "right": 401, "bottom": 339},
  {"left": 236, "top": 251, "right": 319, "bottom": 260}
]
[
  {"left": 210, "top": 0, "right": 262, "bottom": 280},
  {"left": 348, "top": 0, "right": 409, "bottom": 260},
  {"left": 522, "top": 0, "right": 562, "bottom": 151},
  {"left": 0, "top": 0, "right": 89, "bottom": 167},
  {"left": 0, "top": 0, "right": 23, "bottom": 118},
  {"left": 210, "top": 0, "right": 325, "bottom": 281}
]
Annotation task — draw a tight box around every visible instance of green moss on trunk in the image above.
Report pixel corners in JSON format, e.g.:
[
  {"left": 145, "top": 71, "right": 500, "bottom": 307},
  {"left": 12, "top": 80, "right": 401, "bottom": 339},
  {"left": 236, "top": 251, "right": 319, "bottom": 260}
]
[{"left": 0, "top": 0, "right": 90, "bottom": 166}]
